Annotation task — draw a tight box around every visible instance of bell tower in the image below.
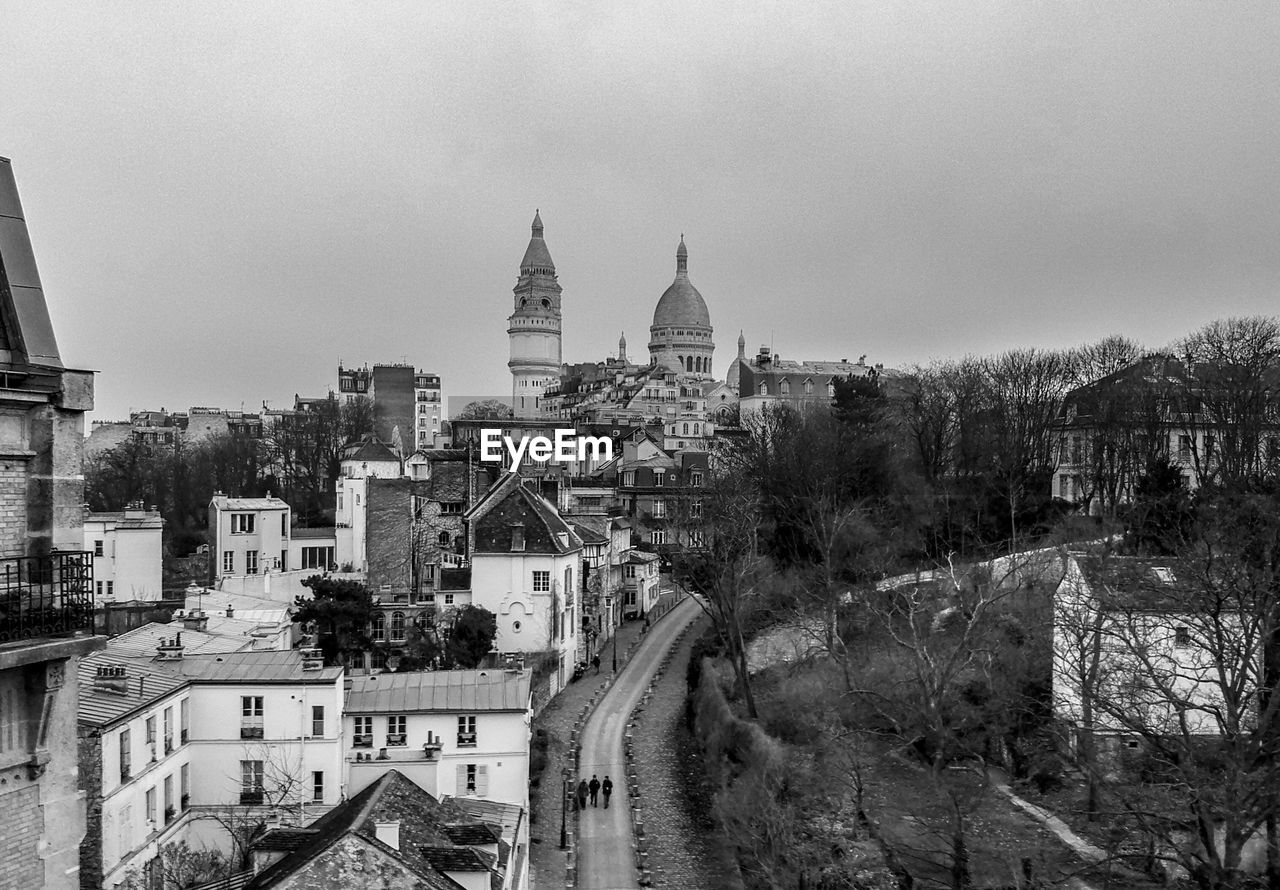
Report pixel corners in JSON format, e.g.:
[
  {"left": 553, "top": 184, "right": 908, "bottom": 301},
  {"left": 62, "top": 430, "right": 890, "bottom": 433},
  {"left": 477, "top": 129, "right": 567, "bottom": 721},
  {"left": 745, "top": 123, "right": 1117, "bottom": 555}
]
[{"left": 507, "top": 211, "right": 563, "bottom": 418}]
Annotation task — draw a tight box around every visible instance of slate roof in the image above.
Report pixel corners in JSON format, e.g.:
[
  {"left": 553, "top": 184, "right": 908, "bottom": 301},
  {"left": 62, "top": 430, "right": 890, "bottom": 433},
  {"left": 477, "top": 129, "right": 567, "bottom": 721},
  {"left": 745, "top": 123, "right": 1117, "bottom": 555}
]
[
  {"left": 85, "top": 511, "right": 164, "bottom": 529},
  {"left": 245, "top": 770, "right": 491, "bottom": 890},
  {"left": 78, "top": 655, "right": 188, "bottom": 729},
  {"left": 173, "top": 650, "right": 343, "bottom": 684},
  {"left": 250, "top": 828, "right": 319, "bottom": 851},
  {"left": 108, "top": 623, "right": 254, "bottom": 658},
  {"left": 345, "top": 669, "right": 531, "bottom": 714},
  {"left": 420, "top": 846, "right": 491, "bottom": 872},
  {"left": 567, "top": 519, "right": 608, "bottom": 545},
  {"left": 470, "top": 473, "right": 583, "bottom": 555},
  {"left": 342, "top": 438, "right": 400, "bottom": 464},
  {"left": 441, "top": 823, "right": 501, "bottom": 845},
  {"left": 1072, "top": 554, "right": 1195, "bottom": 612}
]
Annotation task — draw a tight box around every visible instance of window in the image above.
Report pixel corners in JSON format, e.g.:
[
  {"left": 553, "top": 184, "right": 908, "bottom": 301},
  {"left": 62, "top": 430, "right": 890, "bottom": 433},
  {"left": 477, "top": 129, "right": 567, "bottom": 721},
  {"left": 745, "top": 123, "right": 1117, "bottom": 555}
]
[
  {"left": 682, "top": 423, "right": 689, "bottom": 435},
  {"left": 826, "top": 381, "right": 835, "bottom": 398},
  {"left": 310, "top": 705, "right": 324, "bottom": 738},
  {"left": 444, "top": 592, "right": 454, "bottom": 605},
  {"left": 353, "top": 716, "right": 373, "bottom": 746},
  {"left": 440, "top": 502, "right": 464, "bottom": 515},
  {"left": 240, "top": 760, "right": 264, "bottom": 804},
  {"left": 780, "top": 379, "right": 790, "bottom": 395},
  {"left": 652, "top": 500, "right": 666, "bottom": 518},
  {"left": 623, "top": 471, "right": 635, "bottom": 487},
  {"left": 164, "top": 775, "right": 175, "bottom": 823},
  {"left": 804, "top": 379, "right": 814, "bottom": 395},
  {"left": 651, "top": 530, "right": 667, "bottom": 545},
  {"left": 689, "top": 530, "right": 705, "bottom": 548},
  {"left": 146, "top": 787, "right": 157, "bottom": 828},
  {"left": 146, "top": 714, "right": 157, "bottom": 747},
  {"left": 1179, "top": 434, "right": 1192, "bottom": 460},
  {"left": 241, "top": 696, "right": 264, "bottom": 739},
  {"left": 312, "top": 771, "right": 324, "bottom": 803},
  {"left": 438, "top": 531, "right": 451, "bottom": 547},
  {"left": 245, "top": 550, "right": 259, "bottom": 575},
  {"left": 94, "top": 539, "right": 104, "bottom": 557},
  {"left": 654, "top": 472, "right": 664, "bottom": 487},
  {"left": 390, "top": 611, "right": 406, "bottom": 642},
  {"left": 106, "top": 580, "right": 114, "bottom": 597},
  {"left": 387, "top": 715, "right": 407, "bottom": 746},
  {"left": 180, "top": 764, "right": 190, "bottom": 810},
  {"left": 759, "top": 383, "right": 768, "bottom": 396},
  {"left": 511, "top": 527, "right": 525, "bottom": 551},
  {"left": 180, "top": 699, "right": 189, "bottom": 744},
  {"left": 222, "top": 550, "right": 234, "bottom": 574},
  {"left": 533, "top": 571, "right": 550, "bottom": 592},
  {"left": 1174, "top": 625, "right": 1191, "bottom": 647},
  {"left": 371, "top": 647, "right": 388, "bottom": 670},
  {"left": 163, "top": 707, "right": 173, "bottom": 754},
  {"left": 301, "top": 545, "right": 335, "bottom": 570},
  {"left": 371, "top": 611, "right": 386, "bottom": 641},
  {"left": 457, "top": 715, "right": 477, "bottom": 747},
  {"left": 690, "top": 470, "right": 703, "bottom": 487},
  {"left": 96, "top": 581, "right": 103, "bottom": 597},
  {"left": 119, "top": 727, "right": 132, "bottom": 781},
  {"left": 231, "top": 513, "right": 255, "bottom": 534},
  {"left": 690, "top": 499, "right": 703, "bottom": 519},
  {"left": 459, "top": 763, "right": 489, "bottom": 797},
  {"left": 625, "top": 565, "right": 637, "bottom": 579},
  {"left": 280, "top": 550, "right": 287, "bottom": 571},
  {"left": 1059, "top": 475, "right": 1071, "bottom": 499}
]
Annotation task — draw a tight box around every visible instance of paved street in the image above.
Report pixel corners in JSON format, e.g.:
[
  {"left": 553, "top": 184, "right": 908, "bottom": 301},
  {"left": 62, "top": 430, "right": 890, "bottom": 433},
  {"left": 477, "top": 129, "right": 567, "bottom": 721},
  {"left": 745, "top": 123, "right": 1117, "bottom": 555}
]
[{"left": 575, "top": 595, "right": 703, "bottom": 890}]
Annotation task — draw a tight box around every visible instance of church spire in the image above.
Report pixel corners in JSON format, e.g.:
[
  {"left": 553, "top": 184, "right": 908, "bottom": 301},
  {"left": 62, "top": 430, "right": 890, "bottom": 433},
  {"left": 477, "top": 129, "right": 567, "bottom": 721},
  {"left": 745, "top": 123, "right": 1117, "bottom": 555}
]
[
  {"left": 676, "top": 234, "right": 687, "bottom": 275},
  {"left": 737, "top": 330, "right": 746, "bottom": 358},
  {"left": 619, "top": 331, "right": 627, "bottom": 364},
  {"left": 532, "top": 209, "right": 543, "bottom": 237}
]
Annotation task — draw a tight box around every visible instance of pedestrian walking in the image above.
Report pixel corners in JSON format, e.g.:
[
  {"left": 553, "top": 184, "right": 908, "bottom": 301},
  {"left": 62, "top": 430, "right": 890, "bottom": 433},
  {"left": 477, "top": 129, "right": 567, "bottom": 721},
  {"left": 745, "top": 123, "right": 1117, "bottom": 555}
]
[
  {"left": 601, "top": 775, "right": 613, "bottom": 809},
  {"left": 592, "top": 653, "right": 601, "bottom": 674},
  {"left": 576, "top": 779, "right": 588, "bottom": 811},
  {"left": 589, "top": 774, "right": 601, "bottom": 807}
]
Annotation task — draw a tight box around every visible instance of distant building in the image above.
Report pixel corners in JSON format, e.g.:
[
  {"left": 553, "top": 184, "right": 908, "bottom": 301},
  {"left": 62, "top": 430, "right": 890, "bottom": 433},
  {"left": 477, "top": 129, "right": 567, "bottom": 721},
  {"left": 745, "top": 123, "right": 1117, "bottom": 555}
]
[
  {"left": 0, "top": 156, "right": 105, "bottom": 890},
  {"left": 208, "top": 494, "right": 292, "bottom": 581},
  {"left": 736, "top": 343, "right": 884, "bottom": 416},
  {"left": 507, "top": 212, "right": 563, "bottom": 420},
  {"left": 338, "top": 363, "right": 443, "bottom": 455},
  {"left": 83, "top": 507, "right": 164, "bottom": 603}
]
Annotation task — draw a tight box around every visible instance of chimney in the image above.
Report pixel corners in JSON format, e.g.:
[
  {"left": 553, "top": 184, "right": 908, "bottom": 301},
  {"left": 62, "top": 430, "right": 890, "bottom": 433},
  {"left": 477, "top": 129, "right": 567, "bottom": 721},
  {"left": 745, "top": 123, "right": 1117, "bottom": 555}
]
[
  {"left": 226, "top": 603, "right": 235, "bottom": 618},
  {"left": 301, "top": 648, "right": 324, "bottom": 671},
  {"left": 155, "top": 633, "right": 184, "bottom": 661},
  {"left": 93, "top": 664, "right": 129, "bottom": 695},
  {"left": 183, "top": 610, "right": 208, "bottom": 632},
  {"left": 373, "top": 821, "right": 400, "bottom": 851}
]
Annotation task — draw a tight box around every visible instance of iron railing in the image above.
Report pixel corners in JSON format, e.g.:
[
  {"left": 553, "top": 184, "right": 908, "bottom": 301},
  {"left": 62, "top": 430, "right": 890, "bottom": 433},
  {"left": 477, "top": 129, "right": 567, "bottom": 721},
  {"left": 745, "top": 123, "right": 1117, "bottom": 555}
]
[{"left": 0, "top": 551, "right": 94, "bottom": 644}]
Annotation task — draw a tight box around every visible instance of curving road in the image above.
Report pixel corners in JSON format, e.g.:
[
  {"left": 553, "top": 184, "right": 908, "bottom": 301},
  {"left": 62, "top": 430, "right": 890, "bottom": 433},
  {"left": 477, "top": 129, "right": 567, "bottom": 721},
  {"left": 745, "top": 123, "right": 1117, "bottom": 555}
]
[{"left": 575, "top": 595, "right": 702, "bottom": 890}]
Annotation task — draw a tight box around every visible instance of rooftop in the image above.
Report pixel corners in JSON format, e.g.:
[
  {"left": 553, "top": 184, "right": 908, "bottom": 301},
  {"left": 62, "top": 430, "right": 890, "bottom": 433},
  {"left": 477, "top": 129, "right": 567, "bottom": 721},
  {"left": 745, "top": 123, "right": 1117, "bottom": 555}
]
[
  {"left": 345, "top": 669, "right": 531, "bottom": 714},
  {"left": 210, "top": 496, "right": 289, "bottom": 512}
]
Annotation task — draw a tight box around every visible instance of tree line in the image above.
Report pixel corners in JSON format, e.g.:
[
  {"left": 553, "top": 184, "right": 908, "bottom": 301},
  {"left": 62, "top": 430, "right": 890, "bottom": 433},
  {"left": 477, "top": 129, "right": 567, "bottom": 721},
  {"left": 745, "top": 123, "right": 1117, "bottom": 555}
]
[{"left": 85, "top": 396, "right": 375, "bottom": 553}]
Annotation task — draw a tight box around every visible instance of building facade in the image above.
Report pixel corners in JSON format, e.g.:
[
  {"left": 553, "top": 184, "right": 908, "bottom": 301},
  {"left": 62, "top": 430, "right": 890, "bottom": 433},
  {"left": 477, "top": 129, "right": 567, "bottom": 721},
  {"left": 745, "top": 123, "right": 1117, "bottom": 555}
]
[{"left": 507, "top": 212, "right": 563, "bottom": 420}]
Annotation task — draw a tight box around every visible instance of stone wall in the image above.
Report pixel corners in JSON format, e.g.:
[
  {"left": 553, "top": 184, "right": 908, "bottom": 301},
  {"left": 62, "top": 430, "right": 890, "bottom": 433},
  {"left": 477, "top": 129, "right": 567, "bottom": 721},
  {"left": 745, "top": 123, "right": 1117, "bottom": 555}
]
[{"left": 0, "top": 785, "right": 43, "bottom": 890}]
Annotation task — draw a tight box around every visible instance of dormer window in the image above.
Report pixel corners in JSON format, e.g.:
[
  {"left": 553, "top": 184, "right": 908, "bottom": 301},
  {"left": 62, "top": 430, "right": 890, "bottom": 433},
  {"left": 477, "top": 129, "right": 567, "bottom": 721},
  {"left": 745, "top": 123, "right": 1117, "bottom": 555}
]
[
  {"left": 803, "top": 378, "right": 814, "bottom": 395},
  {"left": 511, "top": 526, "right": 526, "bottom": 552},
  {"left": 780, "top": 379, "right": 791, "bottom": 396},
  {"left": 759, "top": 383, "right": 768, "bottom": 396}
]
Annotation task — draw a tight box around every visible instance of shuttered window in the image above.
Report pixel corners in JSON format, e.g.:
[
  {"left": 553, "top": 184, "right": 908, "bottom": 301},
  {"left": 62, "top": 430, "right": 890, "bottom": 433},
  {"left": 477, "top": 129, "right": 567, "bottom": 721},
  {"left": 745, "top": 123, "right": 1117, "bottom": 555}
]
[{"left": 456, "top": 763, "right": 489, "bottom": 797}]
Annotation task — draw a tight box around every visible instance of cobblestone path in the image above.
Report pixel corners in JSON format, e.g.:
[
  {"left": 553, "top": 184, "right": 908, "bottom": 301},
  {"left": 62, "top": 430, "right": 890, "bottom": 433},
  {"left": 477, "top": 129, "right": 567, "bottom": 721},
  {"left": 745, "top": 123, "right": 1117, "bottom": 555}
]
[{"left": 631, "top": 613, "right": 738, "bottom": 889}]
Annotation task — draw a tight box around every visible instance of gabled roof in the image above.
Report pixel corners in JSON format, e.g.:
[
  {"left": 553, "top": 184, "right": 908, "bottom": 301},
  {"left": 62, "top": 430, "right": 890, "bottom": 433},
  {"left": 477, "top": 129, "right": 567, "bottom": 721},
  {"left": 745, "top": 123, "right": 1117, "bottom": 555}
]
[
  {"left": 342, "top": 438, "right": 401, "bottom": 464},
  {"left": 245, "top": 770, "right": 488, "bottom": 890},
  {"left": 345, "top": 669, "right": 531, "bottom": 714},
  {"left": 420, "top": 846, "right": 491, "bottom": 872},
  {"left": 441, "top": 823, "right": 501, "bottom": 845},
  {"left": 470, "top": 474, "right": 583, "bottom": 556},
  {"left": 567, "top": 519, "right": 608, "bottom": 545}
]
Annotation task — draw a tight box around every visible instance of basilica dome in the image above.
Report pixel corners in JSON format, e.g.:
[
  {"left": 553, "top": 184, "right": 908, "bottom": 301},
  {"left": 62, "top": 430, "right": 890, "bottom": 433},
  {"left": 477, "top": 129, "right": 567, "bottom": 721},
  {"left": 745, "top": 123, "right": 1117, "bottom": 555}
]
[{"left": 651, "top": 237, "right": 711, "bottom": 329}]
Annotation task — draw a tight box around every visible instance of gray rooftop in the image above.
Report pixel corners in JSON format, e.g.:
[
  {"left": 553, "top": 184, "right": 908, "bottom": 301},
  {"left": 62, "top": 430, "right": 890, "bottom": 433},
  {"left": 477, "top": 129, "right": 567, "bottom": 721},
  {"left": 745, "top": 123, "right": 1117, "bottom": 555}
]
[{"left": 345, "top": 669, "right": 531, "bottom": 714}]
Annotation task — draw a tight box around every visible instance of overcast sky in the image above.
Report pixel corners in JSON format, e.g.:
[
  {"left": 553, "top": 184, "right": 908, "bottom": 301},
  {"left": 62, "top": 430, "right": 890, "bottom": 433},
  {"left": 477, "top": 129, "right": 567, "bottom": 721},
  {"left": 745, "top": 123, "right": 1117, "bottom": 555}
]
[{"left": 3, "top": 2, "right": 1278, "bottom": 422}]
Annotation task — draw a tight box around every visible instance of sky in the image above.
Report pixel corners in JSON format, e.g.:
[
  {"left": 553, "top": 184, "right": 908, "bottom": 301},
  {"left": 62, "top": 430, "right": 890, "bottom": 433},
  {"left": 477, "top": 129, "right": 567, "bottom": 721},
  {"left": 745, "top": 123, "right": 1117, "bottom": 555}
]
[{"left": 2, "top": 2, "right": 1278, "bottom": 423}]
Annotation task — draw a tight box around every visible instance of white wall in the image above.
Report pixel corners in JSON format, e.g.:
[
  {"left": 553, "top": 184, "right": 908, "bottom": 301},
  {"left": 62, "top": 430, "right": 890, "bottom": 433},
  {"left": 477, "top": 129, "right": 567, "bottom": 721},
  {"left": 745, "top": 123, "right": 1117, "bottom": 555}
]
[
  {"left": 85, "top": 519, "right": 164, "bottom": 602},
  {"left": 343, "top": 709, "right": 529, "bottom": 808},
  {"left": 213, "top": 504, "right": 290, "bottom": 578},
  {"left": 471, "top": 550, "right": 580, "bottom": 685}
]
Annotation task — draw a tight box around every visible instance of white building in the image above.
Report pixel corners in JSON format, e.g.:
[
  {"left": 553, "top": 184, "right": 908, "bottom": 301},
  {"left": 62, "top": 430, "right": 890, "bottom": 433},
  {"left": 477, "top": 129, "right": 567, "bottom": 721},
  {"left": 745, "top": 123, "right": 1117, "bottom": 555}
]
[
  {"left": 466, "top": 474, "right": 582, "bottom": 688},
  {"left": 79, "top": 640, "right": 346, "bottom": 887},
  {"left": 84, "top": 508, "right": 164, "bottom": 603},
  {"left": 209, "top": 494, "right": 291, "bottom": 579},
  {"left": 344, "top": 669, "right": 531, "bottom": 808}
]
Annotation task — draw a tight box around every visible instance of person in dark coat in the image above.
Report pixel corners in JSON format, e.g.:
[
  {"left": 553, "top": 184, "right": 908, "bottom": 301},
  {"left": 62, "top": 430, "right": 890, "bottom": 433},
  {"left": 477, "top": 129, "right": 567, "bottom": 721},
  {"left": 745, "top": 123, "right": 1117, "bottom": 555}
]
[
  {"left": 576, "top": 778, "right": 589, "bottom": 811},
  {"left": 592, "top": 653, "right": 601, "bottom": 674},
  {"left": 588, "top": 774, "right": 601, "bottom": 806},
  {"left": 601, "top": 775, "right": 614, "bottom": 809}
]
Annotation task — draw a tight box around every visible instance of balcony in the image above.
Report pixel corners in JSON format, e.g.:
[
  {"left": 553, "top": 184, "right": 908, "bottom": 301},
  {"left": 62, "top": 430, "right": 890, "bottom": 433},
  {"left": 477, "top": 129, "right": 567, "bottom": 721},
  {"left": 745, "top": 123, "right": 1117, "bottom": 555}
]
[
  {"left": 456, "top": 732, "right": 477, "bottom": 748},
  {"left": 240, "top": 723, "right": 264, "bottom": 740},
  {"left": 385, "top": 733, "right": 406, "bottom": 746},
  {"left": 352, "top": 733, "right": 373, "bottom": 748},
  {"left": 239, "top": 789, "right": 265, "bottom": 805},
  {"left": 0, "top": 552, "right": 94, "bottom": 645}
]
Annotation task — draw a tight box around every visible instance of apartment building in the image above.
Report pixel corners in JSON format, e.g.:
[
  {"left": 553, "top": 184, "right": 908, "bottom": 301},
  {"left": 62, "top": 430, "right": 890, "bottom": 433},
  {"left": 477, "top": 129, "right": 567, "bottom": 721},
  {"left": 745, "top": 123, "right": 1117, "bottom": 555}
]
[{"left": 83, "top": 508, "right": 163, "bottom": 603}]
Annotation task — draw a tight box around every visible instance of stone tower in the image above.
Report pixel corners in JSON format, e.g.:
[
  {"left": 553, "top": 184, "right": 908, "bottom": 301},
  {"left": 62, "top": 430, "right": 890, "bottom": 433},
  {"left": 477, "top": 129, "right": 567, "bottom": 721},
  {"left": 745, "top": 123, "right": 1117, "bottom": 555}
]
[{"left": 507, "top": 211, "right": 563, "bottom": 418}]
